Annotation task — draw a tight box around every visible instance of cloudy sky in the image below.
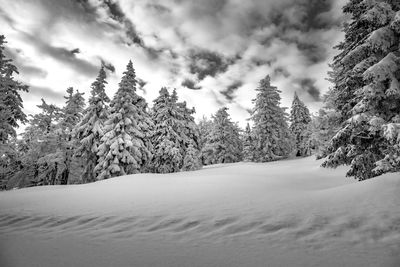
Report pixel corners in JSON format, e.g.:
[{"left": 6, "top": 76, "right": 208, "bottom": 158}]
[{"left": 1, "top": 0, "right": 347, "bottom": 127}]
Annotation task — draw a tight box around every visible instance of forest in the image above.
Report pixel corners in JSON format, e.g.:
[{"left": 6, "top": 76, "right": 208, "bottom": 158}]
[{"left": 1, "top": 0, "right": 400, "bottom": 190}]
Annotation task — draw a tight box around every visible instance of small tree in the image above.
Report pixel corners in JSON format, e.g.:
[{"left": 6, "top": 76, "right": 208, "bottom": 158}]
[
  {"left": 204, "top": 107, "right": 242, "bottom": 164},
  {"left": 289, "top": 92, "right": 312, "bottom": 157},
  {"left": 182, "top": 142, "right": 201, "bottom": 171}
]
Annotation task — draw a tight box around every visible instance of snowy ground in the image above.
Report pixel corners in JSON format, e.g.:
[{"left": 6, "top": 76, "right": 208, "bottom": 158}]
[{"left": 0, "top": 157, "right": 399, "bottom": 267}]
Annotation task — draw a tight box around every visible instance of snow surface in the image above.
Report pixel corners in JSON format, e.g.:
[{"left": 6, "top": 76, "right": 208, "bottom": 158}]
[{"left": 0, "top": 157, "right": 399, "bottom": 267}]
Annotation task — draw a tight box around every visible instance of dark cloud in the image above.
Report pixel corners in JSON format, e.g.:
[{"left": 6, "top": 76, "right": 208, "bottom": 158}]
[
  {"left": 145, "top": 3, "right": 171, "bottom": 14},
  {"left": 100, "top": 59, "right": 116, "bottom": 73},
  {"left": 3, "top": 47, "right": 48, "bottom": 78},
  {"left": 70, "top": 48, "right": 80, "bottom": 55},
  {"left": 18, "top": 32, "right": 98, "bottom": 77},
  {"left": 28, "top": 85, "right": 64, "bottom": 101},
  {"left": 221, "top": 81, "right": 243, "bottom": 102},
  {"left": 182, "top": 78, "right": 202, "bottom": 90},
  {"left": 189, "top": 50, "right": 231, "bottom": 80},
  {"left": 273, "top": 67, "right": 290, "bottom": 78},
  {"left": 137, "top": 78, "right": 147, "bottom": 94},
  {"left": 295, "top": 78, "right": 321, "bottom": 101}
]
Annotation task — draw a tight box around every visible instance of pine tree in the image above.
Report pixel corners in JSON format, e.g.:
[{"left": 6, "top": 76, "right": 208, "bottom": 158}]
[
  {"left": 309, "top": 108, "right": 341, "bottom": 159},
  {"left": 182, "top": 142, "right": 201, "bottom": 171},
  {"left": 45, "top": 87, "right": 85, "bottom": 185},
  {"left": 250, "top": 75, "right": 293, "bottom": 162},
  {"left": 20, "top": 99, "right": 62, "bottom": 186},
  {"left": 176, "top": 97, "right": 200, "bottom": 163},
  {"left": 95, "top": 60, "right": 153, "bottom": 179},
  {"left": 151, "top": 88, "right": 200, "bottom": 173},
  {"left": 151, "top": 87, "right": 182, "bottom": 173},
  {"left": 0, "top": 35, "right": 28, "bottom": 188},
  {"left": 242, "top": 123, "right": 255, "bottom": 161},
  {"left": 204, "top": 107, "right": 242, "bottom": 164},
  {"left": 75, "top": 67, "right": 110, "bottom": 183},
  {"left": 289, "top": 92, "right": 312, "bottom": 157},
  {"left": 198, "top": 116, "right": 213, "bottom": 165},
  {"left": 323, "top": 0, "right": 400, "bottom": 180},
  {"left": 0, "top": 35, "right": 29, "bottom": 144}
]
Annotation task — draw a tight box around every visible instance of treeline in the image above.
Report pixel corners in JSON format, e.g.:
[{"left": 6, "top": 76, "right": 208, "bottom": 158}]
[
  {"left": 1, "top": 0, "right": 400, "bottom": 188},
  {"left": 0, "top": 36, "right": 316, "bottom": 189}
]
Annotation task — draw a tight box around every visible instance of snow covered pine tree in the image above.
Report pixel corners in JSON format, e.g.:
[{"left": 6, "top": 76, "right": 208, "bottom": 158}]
[
  {"left": 242, "top": 123, "right": 255, "bottom": 161},
  {"left": 0, "top": 35, "right": 28, "bottom": 189},
  {"left": 250, "top": 75, "right": 292, "bottom": 162},
  {"left": 323, "top": 0, "right": 400, "bottom": 180},
  {"left": 95, "top": 61, "right": 153, "bottom": 179},
  {"left": 289, "top": 92, "right": 312, "bottom": 157},
  {"left": 151, "top": 88, "right": 200, "bottom": 173},
  {"left": 203, "top": 107, "right": 242, "bottom": 164},
  {"left": 75, "top": 66, "right": 110, "bottom": 183}
]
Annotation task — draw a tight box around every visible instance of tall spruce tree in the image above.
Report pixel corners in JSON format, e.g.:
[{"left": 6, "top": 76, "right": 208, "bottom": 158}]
[
  {"left": 0, "top": 35, "right": 28, "bottom": 143},
  {"left": 151, "top": 88, "right": 200, "bottom": 173},
  {"left": 28, "top": 100, "right": 62, "bottom": 186},
  {"left": 289, "top": 92, "right": 312, "bottom": 157},
  {"left": 47, "top": 87, "right": 85, "bottom": 185},
  {"left": 75, "top": 67, "right": 110, "bottom": 183},
  {"left": 151, "top": 87, "right": 182, "bottom": 173},
  {"left": 251, "top": 75, "right": 293, "bottom": 161},
  {"left": 0, "top": 35, "right": 29, "bottom": 188},
  {"left": 323, "top": 0, "right": 400, "bottom": 180},
  {"left": 95, "top": 60, "right": 153, "bottom": 179},
  {"left": 203, "top": 107, "right": 242, "bottom": 164}
]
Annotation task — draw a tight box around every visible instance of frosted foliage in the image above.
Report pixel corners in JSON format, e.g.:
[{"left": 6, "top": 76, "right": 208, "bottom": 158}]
[
  {"left": 151, "top": 88, "right": 199, "bottom": 173},
  {"left": 366, "top": 27, "right": 396, "bottom": 52},
  {"left": 251, "top": 76, "right": 292, "bottom": 162},
  {"left": 95, "top": 61, "right": 152, "bottom": 179},
  {"left": 182, "top": 143, "right": 201, "bottom": 171},
  {"left": 363, "top": 52, "right": 399, "bottom": 82},
  {"left": 361, "top": 1, "right": 394, "bottom": 26},
  {"left": 390, "top": 11, "right": 400, "bottom": 33},
  {"left": 75, "top": 67, "right": 109, "bottom": 183},
  {"left": 323, "top": 0, "right": 400, "bottom": 180},
  {"left": 289, "top": 93, "right": 312, "bottom": 157}
]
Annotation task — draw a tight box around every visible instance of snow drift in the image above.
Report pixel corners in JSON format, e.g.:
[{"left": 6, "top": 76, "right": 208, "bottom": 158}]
[{"left": 0, "top": 157, "right": 399, "bottom": 267}]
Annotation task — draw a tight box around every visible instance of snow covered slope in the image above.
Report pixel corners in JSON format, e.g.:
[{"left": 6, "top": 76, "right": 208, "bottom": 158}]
[{"left": 0, "top": 157, "right": 399, "bottom": 267}]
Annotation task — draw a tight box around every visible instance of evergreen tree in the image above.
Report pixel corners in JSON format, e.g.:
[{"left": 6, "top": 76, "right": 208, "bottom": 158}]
[
  {"left": 182, "top": 142, "right": 201, "bottom": 171},
  {"left": 95, "top": 60, "right": 153, "bottom": 179},
  {"left": 151, "top": 87, "right": 182, "bottom": 173},
  {"left": 151, "top": 88, "right": 200, "bottom": 173},
  {"left": 309, "top": 108, "right": 341, "bottom": 159},
  {"left": 75, "top": 67, "right": 110, "bottom": 183},
  {"left": 42, "top": 87, "right": 85, "bottom": 185},
  {"left": 204, "top": 107, "right": 242, "bottom": 164},
  {"left": 176, "top": 97, "right": 200, "bottom": 162},
  {"left": 289, "top": 92, "right": 312, "bottom": 157},
  {"left": 198, "top": 116, "right": 213, "bottom": 165},
  {"left": 242, "top": 123, "right": 255, "bottom": 161},
  {"left": 0, "top": 35, "right": 28, "bottom": 188},
  {"left": 17, "top": 100, "right": 62, "bottom": 187},
  {"left": 0, "top": 35, "right": 29, "bottom": 143},
  {"left": 323, "top": 0, "right": 400, "bottom": 180},
  {"left": 250, "top": 75, "right": 293, "bottom": 162}
]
